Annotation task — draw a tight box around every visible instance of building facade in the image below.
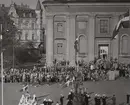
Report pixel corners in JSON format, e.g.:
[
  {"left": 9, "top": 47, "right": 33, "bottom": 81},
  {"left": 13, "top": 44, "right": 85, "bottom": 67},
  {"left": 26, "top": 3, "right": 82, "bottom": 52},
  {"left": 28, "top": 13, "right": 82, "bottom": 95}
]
[
  {"left": 7, "top": 0, "right": 44, "bottom": 48},
  {"left": 42, "top": 0, "right": 130, "bottom": 66}
]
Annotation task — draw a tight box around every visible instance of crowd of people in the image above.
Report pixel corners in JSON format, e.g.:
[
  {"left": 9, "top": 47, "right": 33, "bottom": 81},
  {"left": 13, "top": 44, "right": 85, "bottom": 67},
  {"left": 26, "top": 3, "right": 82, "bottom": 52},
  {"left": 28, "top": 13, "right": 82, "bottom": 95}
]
[
  {"left": 3, "top": 58, "right": 130, "bottom": 105},
  {"left": 1, "top": 58, "right": 130, "bottom": 85}
]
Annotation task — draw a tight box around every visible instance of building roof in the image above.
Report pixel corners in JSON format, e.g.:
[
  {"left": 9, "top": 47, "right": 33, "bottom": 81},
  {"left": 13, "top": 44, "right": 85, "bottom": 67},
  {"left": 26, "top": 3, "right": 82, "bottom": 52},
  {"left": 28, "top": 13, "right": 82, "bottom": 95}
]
[
  {"left": 14, "top": 3, "right": 36, "bottom": 18},
  {"left": 43, "top": 0, "right": 130, "bottom": 4},
  {"left": 36, "top": 0, "right": 42, "bottom": 10},
  {"left": 0, "top": 5, "right": 10, "bottom": 16}
]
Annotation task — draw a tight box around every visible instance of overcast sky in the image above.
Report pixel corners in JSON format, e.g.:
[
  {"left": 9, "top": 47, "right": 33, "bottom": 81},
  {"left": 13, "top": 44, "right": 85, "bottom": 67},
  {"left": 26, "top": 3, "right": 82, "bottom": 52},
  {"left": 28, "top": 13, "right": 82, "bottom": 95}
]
[{"left": 0, "top": 0, "right": 43, "bottom": 9}]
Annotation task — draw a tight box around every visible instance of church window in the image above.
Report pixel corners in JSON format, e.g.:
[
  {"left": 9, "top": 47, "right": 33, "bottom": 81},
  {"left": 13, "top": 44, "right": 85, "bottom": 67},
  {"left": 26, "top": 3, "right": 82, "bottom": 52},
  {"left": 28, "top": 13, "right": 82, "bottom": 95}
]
[
  {"left": 57, "top": 43, "right": 63, "bottom": 54},
  {"left": 30, "top": 13, "right": 32, "bottom": 17},
  {"left": 23, "top": 13, "right": 26, "bottom": 17},
  {"left": 17, "top": 31, "right": 22, "bottom": 40},
  {"left": 57, "top": 23, "right": 63, "bottom": 32},
  {"left": 121, "top": 35, "right": 128, "bottom": 54},
  {"left": 10, "top": 12, "right": 13, "bottom": 17},
  {"left": 32, "top": 33, "right": 35, "bottom": 40},
  {"left": 25, "top": 32, "right": 28, "bottom": 40},
  {"left": 79, "top": 35, "right": 86, "bottom": 54},
  {"left": 32, "top": 23, "right": 35, "bottom": 29},
  {"left": 100, "top": 19, "right": 109, "bottom": 33}
]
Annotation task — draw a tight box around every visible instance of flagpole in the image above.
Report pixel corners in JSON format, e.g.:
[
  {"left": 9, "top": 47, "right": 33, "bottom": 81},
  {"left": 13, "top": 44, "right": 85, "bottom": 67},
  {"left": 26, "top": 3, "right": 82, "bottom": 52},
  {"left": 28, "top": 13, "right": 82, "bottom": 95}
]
[
  {"left": 0, "top": 24, "right": 3, "bottom": 105},
  {"left": 76, "top": 51, "right": 78, "bottom": 72}
]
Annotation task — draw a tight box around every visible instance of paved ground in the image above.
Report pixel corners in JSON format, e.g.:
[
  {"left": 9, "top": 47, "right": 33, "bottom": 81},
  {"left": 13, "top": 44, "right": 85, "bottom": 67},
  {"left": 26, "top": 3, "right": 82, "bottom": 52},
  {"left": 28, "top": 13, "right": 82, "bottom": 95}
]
[{"left": 0, "top": 78, "right": 130, "bottom": 105}]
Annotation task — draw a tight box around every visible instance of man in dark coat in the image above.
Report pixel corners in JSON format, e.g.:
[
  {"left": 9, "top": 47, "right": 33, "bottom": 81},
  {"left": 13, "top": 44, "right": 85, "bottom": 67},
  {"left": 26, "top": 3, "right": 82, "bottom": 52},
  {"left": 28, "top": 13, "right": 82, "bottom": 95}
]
[
  {"left": 97, "top": 94, "right": 101, "bottom": 105},
  {"left": 84, "top": 93, "right": 91, "bottom": 105},
  {"left": 60, "top": 94, "right": 64, "bottom": 105},
  {"left": 112, "top": 95, "right": 116, "bottom": 105},
  {"left": 94, "top": 94, "right": 98, "bottom": 105},
  {"left": 101, "top": 94, "right": 107, "bottom": 105},
  {"left": 43, "top": 98, "right": 47, "bottom": 105},
  {"left": 67, "top": 99, "right": 73, "bottom": 105},
  {"left": 48, "top": 99, "right": 53, "bottom": 105},
  {"left": 70, "top": 90, "right": 74, "bottom": 100}
]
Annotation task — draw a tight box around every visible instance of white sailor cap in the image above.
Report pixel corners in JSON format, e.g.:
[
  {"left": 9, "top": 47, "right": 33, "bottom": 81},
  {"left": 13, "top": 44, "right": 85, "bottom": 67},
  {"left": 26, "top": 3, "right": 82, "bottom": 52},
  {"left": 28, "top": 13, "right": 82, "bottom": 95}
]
[
  {"left": 48, "top": 99, "right": 52, "bottom": 101},
  {"left": 95, "top": 94, "right": 98, "bottom": 96},
  {"left": 33, "top": 94, "right": 36, "bottom": 98},
  {"left": 44, "top": 98, "right": 47, "bottom": 101},
  {"left": 97, "top": 94, "right": 101, "bottom": 97},
  {"left": 102, "top": 94, "right": 106, "bottom": 97}
]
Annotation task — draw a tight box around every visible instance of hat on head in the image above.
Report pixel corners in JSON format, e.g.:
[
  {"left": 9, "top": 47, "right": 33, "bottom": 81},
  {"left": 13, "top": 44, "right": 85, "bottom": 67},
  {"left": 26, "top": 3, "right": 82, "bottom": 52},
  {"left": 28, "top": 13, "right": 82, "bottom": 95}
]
[
  {"left": 48, "top": 99, "right": 51, "bottom": 102},
  {"left": 95, "top": 94, "right": 98, "bottom": 96},
  {"left": 44, "top": 98, "right": 46, "bottom": 101},
  {"left": 102, "top": 94, "right": 106, "bottom": 97},
  {"left": 98, "top": 94, "right": 101, "bottom": 97}
]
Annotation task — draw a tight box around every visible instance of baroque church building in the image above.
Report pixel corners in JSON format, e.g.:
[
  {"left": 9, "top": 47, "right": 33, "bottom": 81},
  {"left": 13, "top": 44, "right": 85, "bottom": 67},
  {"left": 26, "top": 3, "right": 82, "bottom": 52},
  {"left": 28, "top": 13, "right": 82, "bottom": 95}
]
[
  {"left": 42, "top": 0, "right": 130, "bottom": 66},
  {"left": 8, "top": 0, "right": 44, "bottom": 48}
]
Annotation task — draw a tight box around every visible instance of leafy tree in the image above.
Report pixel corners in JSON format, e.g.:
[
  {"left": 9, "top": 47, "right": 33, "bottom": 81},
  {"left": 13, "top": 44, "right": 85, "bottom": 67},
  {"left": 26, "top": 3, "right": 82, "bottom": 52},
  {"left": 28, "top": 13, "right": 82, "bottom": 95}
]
[
  {"left": 15, "top": 41, "right": 42, "bottom": 64},
  {"left": 0, "top": 8, "right": 18, "bottom": 68}
]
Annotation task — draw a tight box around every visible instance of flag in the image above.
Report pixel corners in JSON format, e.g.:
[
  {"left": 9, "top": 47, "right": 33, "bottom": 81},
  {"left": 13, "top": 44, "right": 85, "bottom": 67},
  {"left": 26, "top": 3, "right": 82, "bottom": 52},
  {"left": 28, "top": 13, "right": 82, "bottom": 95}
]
[
  {"left": 112, "top": 9, "right": 130, "bottom": 39},
  {"left": 19, "top": 85, "right": 29, "bottom": 92},
  {"left": 74, "top": 37, "right": 79, "bottom": 52}
]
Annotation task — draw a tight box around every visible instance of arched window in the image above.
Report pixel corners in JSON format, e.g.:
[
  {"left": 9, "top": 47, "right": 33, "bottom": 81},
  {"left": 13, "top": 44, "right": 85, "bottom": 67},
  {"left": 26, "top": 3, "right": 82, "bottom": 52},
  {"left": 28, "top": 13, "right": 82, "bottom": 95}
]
[
  {"left": 79, "top": 35, "right": 86, "bottom": 54},
  {"left": 121, "top": 35, "right": 128, "bottom": 54},
  {"left": 25, "top": 32, "right": 28, "bottom": 40},
  {"left": 32, "top": 23, "right": 35, "bottom": 29}
]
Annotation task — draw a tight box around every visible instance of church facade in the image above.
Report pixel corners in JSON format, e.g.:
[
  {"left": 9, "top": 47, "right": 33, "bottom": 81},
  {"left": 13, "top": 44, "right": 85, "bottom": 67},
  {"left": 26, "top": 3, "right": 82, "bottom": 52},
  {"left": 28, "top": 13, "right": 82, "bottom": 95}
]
[{"left": 42, "top": 0, "right": 130, "bottom": 66}]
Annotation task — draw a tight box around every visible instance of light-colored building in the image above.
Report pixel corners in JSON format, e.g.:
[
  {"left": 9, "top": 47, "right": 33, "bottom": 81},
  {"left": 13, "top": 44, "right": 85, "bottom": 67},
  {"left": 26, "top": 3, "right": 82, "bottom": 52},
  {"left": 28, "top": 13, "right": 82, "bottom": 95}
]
[
  {"left": 42, "top": 0, "right": 130, "bottom": 66},
  {"left": 8, "top": 0, "right": 44, "bottom": 48}
]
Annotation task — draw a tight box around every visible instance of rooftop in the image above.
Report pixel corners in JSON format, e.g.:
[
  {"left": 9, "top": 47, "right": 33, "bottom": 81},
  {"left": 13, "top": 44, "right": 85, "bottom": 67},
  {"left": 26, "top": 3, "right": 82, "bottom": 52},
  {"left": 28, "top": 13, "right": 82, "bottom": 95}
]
[
  {"left": 14, "top": 3, "right": 36, "bottom": 18},
  {"left": 43, "top": 0, "right": 130, "bottom": 4}
]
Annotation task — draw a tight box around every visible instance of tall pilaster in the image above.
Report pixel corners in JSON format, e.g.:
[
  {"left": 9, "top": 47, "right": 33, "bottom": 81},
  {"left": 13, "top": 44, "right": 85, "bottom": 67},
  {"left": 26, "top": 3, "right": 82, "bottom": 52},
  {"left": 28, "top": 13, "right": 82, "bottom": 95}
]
[
  {"left": 88, "top": 13, "right": 95, "bottom": 62},
  {"left": 112, "top": 14, "right": 119, "bottom": 59},
  {"left": 46, "top": 15, "right": 54, "bottom": 66},
  {"left": 69, "top": 14, "right": 76, "bottom": 66},
  {"left": 66, "top": 15, "right": 70, "bottom": 61}
]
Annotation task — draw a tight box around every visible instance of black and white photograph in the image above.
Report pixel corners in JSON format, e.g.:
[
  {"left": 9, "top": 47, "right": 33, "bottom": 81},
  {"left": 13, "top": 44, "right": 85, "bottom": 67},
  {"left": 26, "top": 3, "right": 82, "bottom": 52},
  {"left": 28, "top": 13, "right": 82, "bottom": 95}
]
[{"left": 0, "top": 0, "right": 130, "bottom": 105}]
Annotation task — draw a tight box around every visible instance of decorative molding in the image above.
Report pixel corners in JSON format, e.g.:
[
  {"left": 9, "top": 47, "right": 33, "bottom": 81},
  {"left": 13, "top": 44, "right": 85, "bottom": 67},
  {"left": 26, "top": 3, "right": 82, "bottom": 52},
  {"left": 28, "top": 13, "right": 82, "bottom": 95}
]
[
  {"left": 43, "top": 3, "right": 130, "bottom": 7},
  {"left": 119, "top": 55, "right": 130, "bottom": 58},
  {"left": 54, "top": 38, "right": 66, "bottom": 40}
]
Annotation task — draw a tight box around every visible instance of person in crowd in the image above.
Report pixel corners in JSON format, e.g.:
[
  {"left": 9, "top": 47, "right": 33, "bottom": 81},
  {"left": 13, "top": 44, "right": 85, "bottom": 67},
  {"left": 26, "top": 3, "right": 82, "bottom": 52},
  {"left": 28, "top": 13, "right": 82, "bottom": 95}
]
[
  {"left": 101, "top": 94, "right": 107, "bottom": 105},
  {"left": 48, "top": 99, "right": 53, "bottom": 105},
  {"left": 84, "top": 93, "right": 91, "bottom": 105},
  {"left": 60, "top": 94, "right": 64, "bottom": 105},
  {"left": 97, "top": 94, "right": 101, "bottom": 105},
  {"left": 43, "top": 98, "right": 47, "bottom": 105},
  {"left": 56, "top": 101, "right": 60, "bottom": 105},
  {"left": 94, "top": 94, "right": 98, "bottom": 105},
  {"left": 111, "top": 95, "right": 116, "bottom": 105},
  {"left": 66, "top": 99, "right": 73, "bottom": 105},
  {"left": 67, "top": 92, "right": 72, "bottom": 101}
]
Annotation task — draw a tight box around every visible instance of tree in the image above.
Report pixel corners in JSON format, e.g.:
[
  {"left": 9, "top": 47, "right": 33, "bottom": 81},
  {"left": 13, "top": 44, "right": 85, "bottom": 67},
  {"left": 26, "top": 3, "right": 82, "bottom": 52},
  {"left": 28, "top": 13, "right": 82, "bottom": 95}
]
[
  {"left": 15, "top": 41, "right": 42, "bottom": 64},
  {"left": 0, "top": 8, "right": 18, "bottom": 68}
]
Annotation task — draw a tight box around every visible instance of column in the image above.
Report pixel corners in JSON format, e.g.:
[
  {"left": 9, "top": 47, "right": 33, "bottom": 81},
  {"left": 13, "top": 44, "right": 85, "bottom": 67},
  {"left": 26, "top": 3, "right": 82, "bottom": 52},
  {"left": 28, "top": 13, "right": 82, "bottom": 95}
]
[
  {"left": 112, "top": 14, "right": 119, "bottom": 59},
  {"left": 88, "top": 13, "right": 95, "bottom": 62},
  {"left": 66, "top": 15, "right": 70, "bottom": 61},
  {"left": 46, "top": 15, "right": 54, "bottom": 66},
  {"left": 69, "top": 14, "right": 76, "bottom": 66}
]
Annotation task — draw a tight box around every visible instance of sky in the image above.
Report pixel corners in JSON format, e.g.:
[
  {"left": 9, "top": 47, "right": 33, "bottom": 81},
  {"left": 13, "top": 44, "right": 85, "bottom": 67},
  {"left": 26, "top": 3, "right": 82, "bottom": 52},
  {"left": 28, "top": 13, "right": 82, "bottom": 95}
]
[{"left": 0, "top": 0, "right": 43, "bottom": 9}]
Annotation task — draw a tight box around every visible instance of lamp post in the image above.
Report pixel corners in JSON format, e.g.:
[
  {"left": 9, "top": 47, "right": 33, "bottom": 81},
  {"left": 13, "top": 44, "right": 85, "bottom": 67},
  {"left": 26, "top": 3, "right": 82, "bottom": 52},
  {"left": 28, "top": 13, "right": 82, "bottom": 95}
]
[{"left": 0, "top": 24, "right": 4, "bottom": 105}]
